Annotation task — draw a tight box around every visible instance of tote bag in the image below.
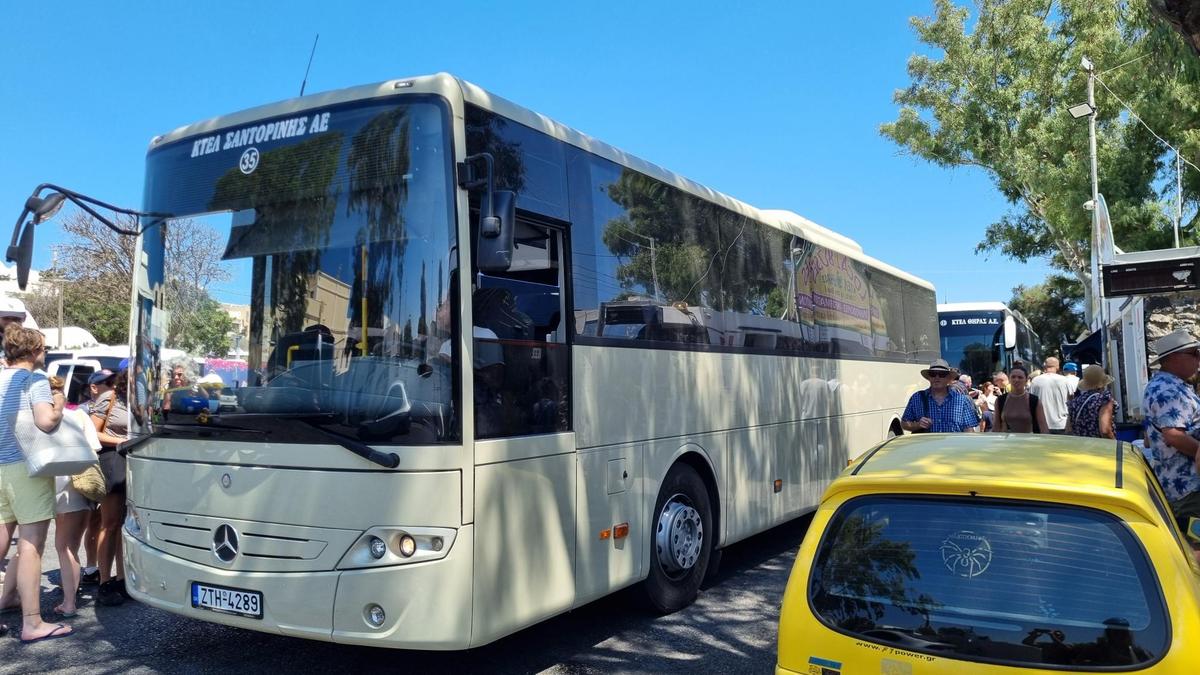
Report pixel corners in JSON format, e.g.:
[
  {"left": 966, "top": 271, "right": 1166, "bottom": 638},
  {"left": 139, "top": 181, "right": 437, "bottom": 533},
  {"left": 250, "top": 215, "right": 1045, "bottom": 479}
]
[{"left": 13, "top": 378, "right": 99, "bottom": 477}]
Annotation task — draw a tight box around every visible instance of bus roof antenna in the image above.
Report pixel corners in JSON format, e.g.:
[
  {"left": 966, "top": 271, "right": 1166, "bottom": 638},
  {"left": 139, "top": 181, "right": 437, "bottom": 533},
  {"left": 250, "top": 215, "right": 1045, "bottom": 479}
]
[{"left": 299, "top": 34, "right": 320, "bottom": 97}]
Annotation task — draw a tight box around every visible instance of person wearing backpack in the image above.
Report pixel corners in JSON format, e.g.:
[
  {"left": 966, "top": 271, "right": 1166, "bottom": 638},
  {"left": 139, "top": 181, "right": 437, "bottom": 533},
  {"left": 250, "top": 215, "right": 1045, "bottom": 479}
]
[
  {"left": 900, "top": 359, "right": 981, "bottom": 433},
  {"left": 993, "top": 364, "right": 1048, "bottom": 433}
]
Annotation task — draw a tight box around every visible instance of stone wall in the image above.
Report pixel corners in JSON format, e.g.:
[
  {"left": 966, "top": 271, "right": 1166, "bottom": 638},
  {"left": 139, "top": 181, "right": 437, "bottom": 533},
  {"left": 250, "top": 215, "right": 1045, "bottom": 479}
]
[{"left": 1144, "top": 291, "right": 1200, "bottom": 360}]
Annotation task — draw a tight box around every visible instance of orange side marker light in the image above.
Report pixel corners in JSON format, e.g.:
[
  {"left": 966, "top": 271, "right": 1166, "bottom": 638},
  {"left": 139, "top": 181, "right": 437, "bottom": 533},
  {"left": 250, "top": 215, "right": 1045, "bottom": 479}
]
[{"left": 613, "top": 523, "right": 630, "bottom": 539}]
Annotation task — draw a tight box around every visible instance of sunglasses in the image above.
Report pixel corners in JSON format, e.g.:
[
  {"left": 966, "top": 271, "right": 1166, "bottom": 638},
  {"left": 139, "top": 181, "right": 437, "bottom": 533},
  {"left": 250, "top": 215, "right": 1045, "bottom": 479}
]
[{"left": 927, "top": 372, "right": 951, "bottom": 379}]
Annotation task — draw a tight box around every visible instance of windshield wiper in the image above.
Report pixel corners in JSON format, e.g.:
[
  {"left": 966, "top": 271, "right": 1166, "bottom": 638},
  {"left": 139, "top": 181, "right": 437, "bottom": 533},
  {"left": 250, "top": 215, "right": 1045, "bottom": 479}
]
[
  {"left": 292, "top": 419, "right": 401, "bottom": 469},
  {"left": 120, "top": 417, "right": 399, "bottom": 469}
]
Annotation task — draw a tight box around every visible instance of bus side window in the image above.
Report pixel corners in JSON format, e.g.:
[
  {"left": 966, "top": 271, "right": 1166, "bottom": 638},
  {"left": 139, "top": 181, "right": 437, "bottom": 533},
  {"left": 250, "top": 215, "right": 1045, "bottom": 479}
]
[{"left": 474, "top": 224, "right": 571, "bottom": 439}]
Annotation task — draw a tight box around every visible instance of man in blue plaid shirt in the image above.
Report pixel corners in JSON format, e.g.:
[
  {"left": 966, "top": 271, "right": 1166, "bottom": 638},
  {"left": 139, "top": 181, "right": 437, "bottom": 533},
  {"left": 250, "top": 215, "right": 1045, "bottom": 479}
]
[{"left": 901, "top": 359, "right": 981, "bottom": 433}]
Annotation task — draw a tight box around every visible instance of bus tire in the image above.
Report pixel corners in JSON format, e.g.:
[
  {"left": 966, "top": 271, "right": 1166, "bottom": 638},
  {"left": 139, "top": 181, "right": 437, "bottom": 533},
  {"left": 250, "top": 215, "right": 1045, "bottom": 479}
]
[{"left": 643, "top": 462, "right": 714, "bottom": 613}]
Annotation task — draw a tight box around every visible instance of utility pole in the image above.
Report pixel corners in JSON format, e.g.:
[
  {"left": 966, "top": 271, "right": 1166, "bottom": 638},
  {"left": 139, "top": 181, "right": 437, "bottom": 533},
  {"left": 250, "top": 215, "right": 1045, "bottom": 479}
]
[
  {"left": 1085, "top": 58, "right": 1099, "bottom": 220},
  {"left": 57, "top": 281, "right": 64, "bottom": 348},
  {"left": 1176, "top": 149, "right": 1183, "bottom": 248},
  {"left": 1082, "top": 56, "right": 1101, "bottom": 329},
  {"left": 648, "top": 235, "right": 661, "bottom": 303}
]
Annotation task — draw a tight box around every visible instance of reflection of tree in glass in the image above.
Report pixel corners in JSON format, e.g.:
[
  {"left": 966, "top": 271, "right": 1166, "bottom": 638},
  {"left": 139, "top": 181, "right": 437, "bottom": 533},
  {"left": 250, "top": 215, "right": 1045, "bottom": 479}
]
[
  {"left": 601, "top": 169, "right": 784, "bottom": 311},
  {"left": 346, "top": 109, "right": 415, "bottom": 344},
  {"left": 959, "top": 342, "right": 994, "bottom": 379},
  {"left": 465, "top": 108, "right": 526, "bottom": 194},
  {"left": 210, "top": 133, "right": 343, "bottom": 335},
  {"left": 814, "top": 514, "right": 928, "bottom": 629}
]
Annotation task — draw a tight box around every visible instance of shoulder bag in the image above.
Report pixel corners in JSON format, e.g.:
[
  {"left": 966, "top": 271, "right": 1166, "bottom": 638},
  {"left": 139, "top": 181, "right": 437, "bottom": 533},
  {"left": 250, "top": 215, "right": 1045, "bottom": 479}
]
[
  {"left": 69, "top": 406, "right": 106, "bottom": 502},
  {"left": 14, "top": 375, "right": 101, "bottom": 477}
]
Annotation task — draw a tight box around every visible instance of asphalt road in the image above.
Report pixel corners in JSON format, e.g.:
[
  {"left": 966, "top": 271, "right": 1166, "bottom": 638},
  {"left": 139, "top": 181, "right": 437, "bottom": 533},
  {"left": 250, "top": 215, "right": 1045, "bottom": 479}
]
[{"left": 1, "top": 514, "right": 811, "bottom": 674}]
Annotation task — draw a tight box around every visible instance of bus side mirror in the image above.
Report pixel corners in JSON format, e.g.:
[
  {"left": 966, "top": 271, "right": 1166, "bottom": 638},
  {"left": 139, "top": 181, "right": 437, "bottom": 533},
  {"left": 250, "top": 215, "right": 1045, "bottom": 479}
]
[
  {"left": 6, "top": 222, "right": 35, "bottom": 291},
  {"left": 1003, "top": 315, "right": 1017, "bottom": 350},
  {"left": 476, "top": 190, "right": 516, "bottom": 272}
]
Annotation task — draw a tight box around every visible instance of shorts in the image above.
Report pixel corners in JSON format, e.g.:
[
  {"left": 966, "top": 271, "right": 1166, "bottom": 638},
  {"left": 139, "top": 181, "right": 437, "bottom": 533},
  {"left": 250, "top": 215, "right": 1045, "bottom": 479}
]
[
  {"left": 98, "top": 450, "right": 127, "bottom": 493},
  {"left": 0, "top": 461, "right": 55, "bottom": 525},
  {"left": 55, "top": 475, "right": 94, "bottom": 515}
]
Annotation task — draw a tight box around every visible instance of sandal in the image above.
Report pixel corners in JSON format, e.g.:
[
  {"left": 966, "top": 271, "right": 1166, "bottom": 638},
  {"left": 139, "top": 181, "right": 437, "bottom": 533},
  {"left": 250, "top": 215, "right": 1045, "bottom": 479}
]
[
  {"left": 53, "top": 604, "right": 78, "bottom": 618},
  {"left": 20, "top": 623, "right": 73, "bottom": 644}
]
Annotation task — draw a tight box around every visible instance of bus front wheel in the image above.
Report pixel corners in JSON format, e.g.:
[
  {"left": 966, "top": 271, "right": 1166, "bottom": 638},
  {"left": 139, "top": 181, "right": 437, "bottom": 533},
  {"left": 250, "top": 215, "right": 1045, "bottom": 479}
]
[{"left": 643, "top": 462, "right": 714, "bottom": 613}]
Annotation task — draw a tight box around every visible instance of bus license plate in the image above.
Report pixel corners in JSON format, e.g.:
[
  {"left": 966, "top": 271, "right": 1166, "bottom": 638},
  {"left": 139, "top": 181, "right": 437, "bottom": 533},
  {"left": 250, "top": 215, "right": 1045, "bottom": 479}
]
[{"left": 191, "top": 582, "right": 263, "bottom": 619}]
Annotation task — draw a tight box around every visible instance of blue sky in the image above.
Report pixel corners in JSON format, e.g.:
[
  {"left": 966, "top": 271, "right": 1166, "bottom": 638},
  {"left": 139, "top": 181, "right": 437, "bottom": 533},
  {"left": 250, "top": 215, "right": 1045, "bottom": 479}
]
[{"left": 0, "top": 1, "right": 1055, "bottom": 304}]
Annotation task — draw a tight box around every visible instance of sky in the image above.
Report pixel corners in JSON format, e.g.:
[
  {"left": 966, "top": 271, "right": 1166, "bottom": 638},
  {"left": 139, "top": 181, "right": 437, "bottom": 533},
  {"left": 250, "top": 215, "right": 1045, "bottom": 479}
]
[{"left": 0, "top": 1, "right": 1056, "bottom": 305}]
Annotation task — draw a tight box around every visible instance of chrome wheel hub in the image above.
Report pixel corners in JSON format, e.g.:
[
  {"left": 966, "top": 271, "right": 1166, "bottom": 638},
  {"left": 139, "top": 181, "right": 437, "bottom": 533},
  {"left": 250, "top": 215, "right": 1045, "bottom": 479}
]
[{"left": 656, "top": 496, "right": 704, "bottom": 575}]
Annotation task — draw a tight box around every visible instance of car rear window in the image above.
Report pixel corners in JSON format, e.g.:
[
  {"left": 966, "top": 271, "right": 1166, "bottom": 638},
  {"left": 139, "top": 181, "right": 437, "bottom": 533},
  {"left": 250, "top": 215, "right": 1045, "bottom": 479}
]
[
  {"left": 808, "top": 496, "right": 1168, "bottom": 669},
  {"left": 67, "top": 366, "right": 95, "bottom": 406}
]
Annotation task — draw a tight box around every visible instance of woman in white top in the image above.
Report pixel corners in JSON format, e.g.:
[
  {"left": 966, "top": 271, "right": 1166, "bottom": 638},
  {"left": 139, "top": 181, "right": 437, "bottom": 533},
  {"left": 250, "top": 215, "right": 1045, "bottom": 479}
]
[{"left": 979, "top": 380, "right": 998, "bottom": 431}]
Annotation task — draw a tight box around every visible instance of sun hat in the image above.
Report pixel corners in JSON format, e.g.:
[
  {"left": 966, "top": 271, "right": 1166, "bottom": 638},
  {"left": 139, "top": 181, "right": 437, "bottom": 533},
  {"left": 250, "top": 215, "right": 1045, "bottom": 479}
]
[
  {"left": 1149, "top": 329, "right": 1200, "bottom": 365},
  {"left": 1077, "top": 364, "right": 1113, "bottom": 391},
  {"left": 0, "top": 297, "right": 27, "bottom": 319},
  {"left": 920, "top": 358, "right": 955, "bottom": 379}
]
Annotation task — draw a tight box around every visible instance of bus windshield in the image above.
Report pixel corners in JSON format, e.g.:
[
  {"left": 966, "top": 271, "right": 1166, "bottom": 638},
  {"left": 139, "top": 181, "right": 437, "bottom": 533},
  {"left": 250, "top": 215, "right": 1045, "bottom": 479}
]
[
  {"left": 939, "top": 311, "right": 1002, "bottom": 384},
  {"left": 130, "top": 96, "right": 459, "bottom": 445}
]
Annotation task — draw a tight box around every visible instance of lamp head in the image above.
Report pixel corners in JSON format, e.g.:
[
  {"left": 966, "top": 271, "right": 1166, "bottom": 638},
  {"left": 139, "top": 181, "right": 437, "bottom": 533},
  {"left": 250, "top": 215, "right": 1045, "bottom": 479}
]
[
  {"left": 26, "top": 192, "right": 67, "bottom": 224},
  {"left": 1068, "top": 102, "right": 1095, "bottom": 119}
]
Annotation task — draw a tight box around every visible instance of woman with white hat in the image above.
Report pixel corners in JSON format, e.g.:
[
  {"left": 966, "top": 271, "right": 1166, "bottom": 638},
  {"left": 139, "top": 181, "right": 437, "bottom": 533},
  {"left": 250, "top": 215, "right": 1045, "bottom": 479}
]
[{"left": 1065, "top": 365, "right": 1117, "bottom": 439}]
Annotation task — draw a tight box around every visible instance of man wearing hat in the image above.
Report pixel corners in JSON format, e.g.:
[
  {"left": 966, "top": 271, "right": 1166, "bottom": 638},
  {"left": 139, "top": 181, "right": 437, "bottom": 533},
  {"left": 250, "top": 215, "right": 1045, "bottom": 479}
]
[
  {"left": 1142, "top": 329, "right": 1200, "bottom": 527},
  {"left": 901, "top": 359, "right": 981, "bottom": 433},
  {"left": 1062, "top": 362, "right": 1080, "bottom": 397}
]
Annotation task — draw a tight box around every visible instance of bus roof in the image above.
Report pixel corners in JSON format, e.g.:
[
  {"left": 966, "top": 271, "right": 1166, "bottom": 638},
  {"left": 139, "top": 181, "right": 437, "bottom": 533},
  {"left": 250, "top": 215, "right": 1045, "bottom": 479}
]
[{"left": 149, "top": 72, "right": 934, "bottom": 292}]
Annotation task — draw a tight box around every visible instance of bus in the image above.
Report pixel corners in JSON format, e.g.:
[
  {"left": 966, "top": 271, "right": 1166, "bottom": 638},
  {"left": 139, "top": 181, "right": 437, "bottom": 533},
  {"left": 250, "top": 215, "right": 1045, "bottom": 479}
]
[
  {"left": 113, "top": 73, "right": 939, "bottom": 649},
  {"left": 937, "top": 302, "right": 1040, "bottom": 385}
]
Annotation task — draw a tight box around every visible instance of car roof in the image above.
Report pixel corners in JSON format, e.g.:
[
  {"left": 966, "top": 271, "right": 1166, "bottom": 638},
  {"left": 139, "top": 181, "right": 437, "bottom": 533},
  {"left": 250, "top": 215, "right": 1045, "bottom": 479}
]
[{"left": 835, "top": 433, "right": 1160, "bottom": 521}]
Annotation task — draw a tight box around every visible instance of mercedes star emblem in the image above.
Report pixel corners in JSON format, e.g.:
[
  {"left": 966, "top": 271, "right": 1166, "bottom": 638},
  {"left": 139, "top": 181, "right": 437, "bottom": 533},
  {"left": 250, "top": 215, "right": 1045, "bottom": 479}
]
[
  {"left": 212, "top": 524, "right": 240, "bottom": 563},
  {"left": 220, "top": 473, "right": 232, "bottom": 489}
]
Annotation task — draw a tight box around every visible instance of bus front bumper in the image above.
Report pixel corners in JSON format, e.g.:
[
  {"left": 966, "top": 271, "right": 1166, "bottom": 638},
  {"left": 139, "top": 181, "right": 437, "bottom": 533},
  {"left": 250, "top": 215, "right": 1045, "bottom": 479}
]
[{"left": 123, "top": 525, "right": 474, "bottom": 650}]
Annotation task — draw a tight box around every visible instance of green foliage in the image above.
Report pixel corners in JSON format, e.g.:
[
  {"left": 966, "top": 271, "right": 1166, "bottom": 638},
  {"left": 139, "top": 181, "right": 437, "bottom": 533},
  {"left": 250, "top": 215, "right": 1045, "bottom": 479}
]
[
  {"left": 1008, "top": 273, "right": 1087, "bottom": 354},
  {"left": 171, "top": 297, "right": 235, "bottom": 356},
  {"left": 883, "top": 0, "right": 1196, "bottom": 285},
  {"left": 19, "top": 274, "right": 130, "bottom": 346},
  {"left": 601, "top": 169, "right": 788, "bottom": 310}
]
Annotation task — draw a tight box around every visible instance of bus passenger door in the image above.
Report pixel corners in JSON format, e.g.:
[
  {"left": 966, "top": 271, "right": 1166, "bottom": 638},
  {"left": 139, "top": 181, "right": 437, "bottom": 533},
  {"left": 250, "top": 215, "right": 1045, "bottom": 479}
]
[{"left": 471, "top": 222, "right": 577, "bottom": 644}]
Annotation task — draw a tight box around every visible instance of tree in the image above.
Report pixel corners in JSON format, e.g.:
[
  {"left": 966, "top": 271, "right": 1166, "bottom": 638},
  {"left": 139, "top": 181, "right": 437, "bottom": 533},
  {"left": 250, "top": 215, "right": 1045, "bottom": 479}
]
[
  {"left": 1150, "top": 0, "right": 1200, "bottom": 56},
  {"left": 18, "top": 271, "right": 130, "bottom": 346},
  {"left": 882, "top": 0, "right": 1194, "bottom": 310},
  {"left": 172, "top": 297, "right": 235, "bottom": 356},
  {"left": 1008, "top": 274, "right": 1087, "bottom": 355},
  {"left": 37, "top": 210, "right": 233, "bottom": 351}
]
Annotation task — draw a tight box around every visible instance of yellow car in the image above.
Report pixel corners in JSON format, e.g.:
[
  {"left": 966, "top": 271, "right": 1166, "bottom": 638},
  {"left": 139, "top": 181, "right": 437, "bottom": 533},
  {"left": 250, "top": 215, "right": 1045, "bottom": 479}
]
[{"left": 776, "top": 433, "right": 1200, "bottom": 674}]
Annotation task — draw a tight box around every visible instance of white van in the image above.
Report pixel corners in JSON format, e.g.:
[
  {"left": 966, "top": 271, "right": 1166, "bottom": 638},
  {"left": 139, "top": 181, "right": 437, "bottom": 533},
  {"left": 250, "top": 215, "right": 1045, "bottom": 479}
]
[{"left": 47, "top": 358, "right": 104, "bottom": 408}]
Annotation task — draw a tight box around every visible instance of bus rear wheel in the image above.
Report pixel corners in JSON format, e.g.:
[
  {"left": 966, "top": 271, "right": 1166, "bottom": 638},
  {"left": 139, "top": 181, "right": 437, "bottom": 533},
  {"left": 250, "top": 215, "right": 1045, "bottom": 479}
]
[{"left": 643, "top": 462, "right": 713, "bottom": 613}]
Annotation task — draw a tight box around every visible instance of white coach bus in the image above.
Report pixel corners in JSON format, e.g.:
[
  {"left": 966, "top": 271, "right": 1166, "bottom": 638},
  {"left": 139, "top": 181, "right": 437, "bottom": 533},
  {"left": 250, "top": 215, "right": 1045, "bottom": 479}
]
[{"left": 117, "top": 73, "right": 939, "bottom": 649}]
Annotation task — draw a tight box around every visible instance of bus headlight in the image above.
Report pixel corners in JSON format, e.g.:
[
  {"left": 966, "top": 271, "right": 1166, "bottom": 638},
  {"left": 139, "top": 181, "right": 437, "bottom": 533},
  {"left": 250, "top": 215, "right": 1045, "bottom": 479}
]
[
  {"left": 124, "top": 503, "right": 148, "bottom": 543},
  {"left": 337, "top": 526, "right": 457, "bottom": 570},
  {"left": 398, "top": 534, "right": 416, "bottom": 557},
  {"left": 368, "top": 536, "right": 387, "bottom": 559}
]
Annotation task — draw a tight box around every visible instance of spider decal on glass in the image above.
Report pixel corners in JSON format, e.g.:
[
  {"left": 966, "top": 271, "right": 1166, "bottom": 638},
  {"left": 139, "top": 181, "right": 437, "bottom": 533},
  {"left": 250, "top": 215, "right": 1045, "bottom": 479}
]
[{"left": 940, "top": 530, "right": 993, "bottom": 578}]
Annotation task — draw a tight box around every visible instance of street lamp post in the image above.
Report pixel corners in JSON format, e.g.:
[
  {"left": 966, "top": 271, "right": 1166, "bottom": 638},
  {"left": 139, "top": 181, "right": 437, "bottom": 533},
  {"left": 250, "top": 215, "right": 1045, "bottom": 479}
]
[{"left": 1069, "top": 57, "right": 1101, "bottom": 328}]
